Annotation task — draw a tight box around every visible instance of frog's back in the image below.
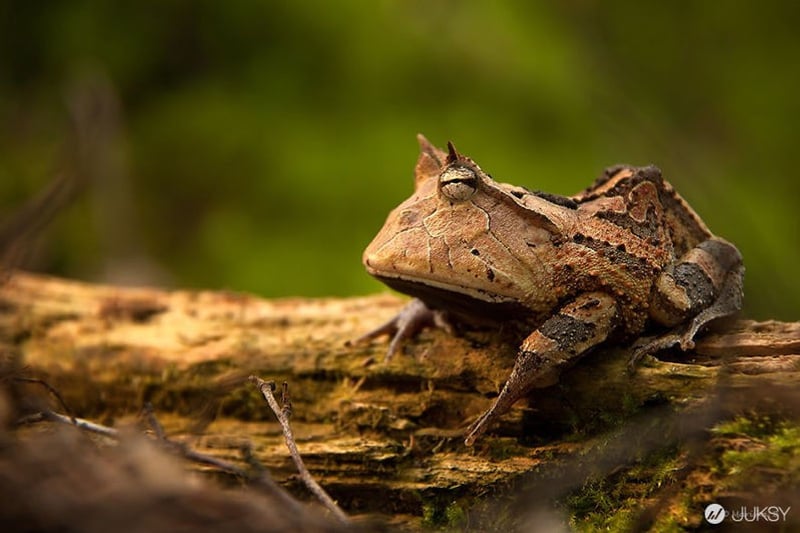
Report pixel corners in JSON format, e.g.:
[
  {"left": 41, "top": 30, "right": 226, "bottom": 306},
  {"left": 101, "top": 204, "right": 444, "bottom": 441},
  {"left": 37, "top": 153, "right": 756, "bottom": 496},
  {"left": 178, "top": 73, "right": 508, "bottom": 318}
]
[
  {"left": 573, "top": 165, "right": 713, "bottom": 258},
  {"left": 558, "top": 165, "right": 718, "bottom": 336}
]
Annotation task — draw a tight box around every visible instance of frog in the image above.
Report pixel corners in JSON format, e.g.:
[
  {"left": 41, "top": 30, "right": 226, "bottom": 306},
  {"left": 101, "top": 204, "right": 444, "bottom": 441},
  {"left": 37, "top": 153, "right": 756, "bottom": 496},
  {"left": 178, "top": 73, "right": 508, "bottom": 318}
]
[{"left": 359, "top": 135, "right": 744, "bottom": 446}]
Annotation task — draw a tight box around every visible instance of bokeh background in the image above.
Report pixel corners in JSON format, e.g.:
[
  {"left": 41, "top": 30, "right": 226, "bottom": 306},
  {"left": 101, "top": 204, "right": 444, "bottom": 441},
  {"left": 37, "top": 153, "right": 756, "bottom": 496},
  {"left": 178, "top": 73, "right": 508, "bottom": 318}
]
[{"left": 1, "top": 2, "right": 797, "bottom": 320}]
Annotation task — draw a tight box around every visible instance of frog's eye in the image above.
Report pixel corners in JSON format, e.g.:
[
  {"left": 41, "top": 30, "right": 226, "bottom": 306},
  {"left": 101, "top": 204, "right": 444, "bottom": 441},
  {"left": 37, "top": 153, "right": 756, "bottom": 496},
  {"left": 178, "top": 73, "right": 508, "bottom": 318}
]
[{"left": 439, "top": 166, "right": 478, "bottom": 202}]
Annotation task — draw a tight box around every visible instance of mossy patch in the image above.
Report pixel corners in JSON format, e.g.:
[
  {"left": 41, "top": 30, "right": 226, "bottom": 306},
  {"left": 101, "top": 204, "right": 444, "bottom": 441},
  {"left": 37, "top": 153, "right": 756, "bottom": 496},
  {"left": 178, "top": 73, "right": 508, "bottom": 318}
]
[
  {"left": 711, "top": 415, "right": 800, "bottom": 492},
  {"left": 420, "top": 493, "right": 471, "bottom": 530},
  {"left": 561, "top": 444, "right": 683, "bottom": 531}
]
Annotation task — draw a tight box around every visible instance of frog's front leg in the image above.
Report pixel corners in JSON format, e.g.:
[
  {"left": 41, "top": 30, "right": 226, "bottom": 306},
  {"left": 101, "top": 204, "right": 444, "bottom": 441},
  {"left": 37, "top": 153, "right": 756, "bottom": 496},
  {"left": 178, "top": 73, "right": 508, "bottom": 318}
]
[
  {"left": 353, "top": 298, "right": 454, "bottom": 359},
  {"left": 464, "top": 292, "right": 618, "bottom": 446},
  {"left": 634, "top": 237, "right": 744, "bottom": 362}
]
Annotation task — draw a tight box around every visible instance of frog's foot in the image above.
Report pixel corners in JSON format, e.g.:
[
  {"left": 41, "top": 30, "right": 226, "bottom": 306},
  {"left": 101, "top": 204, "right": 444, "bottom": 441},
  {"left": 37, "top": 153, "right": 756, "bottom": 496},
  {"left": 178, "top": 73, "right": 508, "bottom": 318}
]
[
  {"left": 352, "top": 298, "right": 454, "bottom": 360},
  {"left": 464, "top": 398, "right": 508, "bottom": 447},
  {"left": 629, "top": 262, "right": 744, "bottom": 371},
  {"left": 628, "top": 330, "right": 686, "bottom": 371},
  {"left": 628, "top": 318, "right": 715, "bottom": 371}
]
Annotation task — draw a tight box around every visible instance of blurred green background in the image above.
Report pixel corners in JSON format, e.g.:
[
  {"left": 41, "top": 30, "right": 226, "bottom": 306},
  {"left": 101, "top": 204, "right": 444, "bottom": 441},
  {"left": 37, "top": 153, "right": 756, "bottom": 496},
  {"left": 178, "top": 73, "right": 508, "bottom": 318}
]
[{"left": 0, "top": 1, "right": 797, "bottom": 320}]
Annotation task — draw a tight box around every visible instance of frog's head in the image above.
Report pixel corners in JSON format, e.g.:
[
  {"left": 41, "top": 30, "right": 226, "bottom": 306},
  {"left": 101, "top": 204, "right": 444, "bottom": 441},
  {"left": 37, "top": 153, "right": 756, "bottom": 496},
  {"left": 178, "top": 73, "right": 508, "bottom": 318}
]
[{"left": 363, "top": 135, "right": 559, "bottom": 318}]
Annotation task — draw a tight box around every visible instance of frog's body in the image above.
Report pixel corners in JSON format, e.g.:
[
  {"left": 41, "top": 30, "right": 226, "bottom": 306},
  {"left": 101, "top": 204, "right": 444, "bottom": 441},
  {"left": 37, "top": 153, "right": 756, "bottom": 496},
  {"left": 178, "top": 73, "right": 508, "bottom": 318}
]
[{"left": 361, "top": 135, "right": 743, "bottom": 445}]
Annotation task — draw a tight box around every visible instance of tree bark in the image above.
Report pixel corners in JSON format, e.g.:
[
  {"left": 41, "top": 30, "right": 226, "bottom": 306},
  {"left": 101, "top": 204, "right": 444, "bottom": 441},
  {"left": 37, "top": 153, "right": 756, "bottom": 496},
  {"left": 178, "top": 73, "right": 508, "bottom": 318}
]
[{"left": 2, "top": 271, "right": 799, "bottom": 529}]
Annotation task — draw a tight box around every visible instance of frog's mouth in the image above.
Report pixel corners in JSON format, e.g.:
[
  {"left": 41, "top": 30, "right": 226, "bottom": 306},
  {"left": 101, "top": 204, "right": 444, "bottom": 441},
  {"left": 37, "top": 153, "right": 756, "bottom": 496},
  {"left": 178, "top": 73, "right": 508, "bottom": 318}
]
[{"left": 372, "top": 273, "right": 530, "bottom": 322}]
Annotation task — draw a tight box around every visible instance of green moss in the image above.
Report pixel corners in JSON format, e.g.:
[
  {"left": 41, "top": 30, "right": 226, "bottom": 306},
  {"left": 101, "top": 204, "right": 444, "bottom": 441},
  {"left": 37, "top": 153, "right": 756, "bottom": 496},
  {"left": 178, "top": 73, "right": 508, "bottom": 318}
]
[
  {"left": 420, "top": 494, "right": 471, "bottom": 530},
  {"left": 712, "top": 417, "right": 800, "bottom": 491},
  {"left": 444, "top": 501, "right": 467, "bottom": 529},
  {"left": 487, "top": 438, "right": 527, "bottom": 461},
  {"left": 636, "top": 354, "right": 660, "bottom": 368},
  {"left": 712, "top": 414, "right": 784, "bottom": 439},
  {"left": 421, "top": 501, "right": 438, "bottom": 528},
  {"left": 647, "top": 517, "right": 686, "bottom": 533},
  {"left": 621, "top": 393, "right": 641, "bottom": 416},
  {"left": 565, "top": 477, "right": 636, "bottom": 531},
  {"left": 562, "top": 445, "right": 683, "bottom": 532}
]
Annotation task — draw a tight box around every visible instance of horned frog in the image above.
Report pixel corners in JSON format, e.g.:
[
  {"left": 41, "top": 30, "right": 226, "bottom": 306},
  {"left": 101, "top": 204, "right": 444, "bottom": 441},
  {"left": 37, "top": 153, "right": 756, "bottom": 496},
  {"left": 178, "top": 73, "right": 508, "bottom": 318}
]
[{"left": 360, "top": 135, "right": 743, "bottom": 445}]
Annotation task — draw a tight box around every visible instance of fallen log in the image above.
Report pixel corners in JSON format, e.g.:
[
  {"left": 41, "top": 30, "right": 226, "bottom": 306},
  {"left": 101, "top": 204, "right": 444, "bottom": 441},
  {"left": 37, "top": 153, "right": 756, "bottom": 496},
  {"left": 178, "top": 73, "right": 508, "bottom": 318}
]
[{"left": 1, "top": 271, "right": 799, "bottom": 530}]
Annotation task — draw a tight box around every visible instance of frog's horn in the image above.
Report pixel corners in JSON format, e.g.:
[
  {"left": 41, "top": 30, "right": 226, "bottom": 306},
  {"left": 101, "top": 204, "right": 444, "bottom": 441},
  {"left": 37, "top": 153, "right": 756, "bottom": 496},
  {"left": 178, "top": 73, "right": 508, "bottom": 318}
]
[{"left": 446, "top": 141, "right": 459, "bottom": 165}]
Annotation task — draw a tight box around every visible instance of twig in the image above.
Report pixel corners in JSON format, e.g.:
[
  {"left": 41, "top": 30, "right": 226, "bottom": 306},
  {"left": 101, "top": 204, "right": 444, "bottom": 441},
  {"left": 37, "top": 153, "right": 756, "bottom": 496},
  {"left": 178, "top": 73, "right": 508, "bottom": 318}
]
[
  {"left": 141, "top": 402, "right": 167, "bottom": 441},
  {"left": 138, "top": 403, "right": 304, "bottom": 513},
  {"left": 16, "top": 410, "right": 120, "bottom": 438},
  {"left": 19, "top": 404, "right": 305, "bottom": 514},
  {"left": 13, "top": 376, "right": 78, "bottom": 425},
  {"left": 10, "top": 377, "right": 299, "bottom": 508},
  {"left": 280, "top": 381, "right": 292, "bottom": 418},
  {"left": 249, "top": 375, "right": 350, "bottom": 525}
]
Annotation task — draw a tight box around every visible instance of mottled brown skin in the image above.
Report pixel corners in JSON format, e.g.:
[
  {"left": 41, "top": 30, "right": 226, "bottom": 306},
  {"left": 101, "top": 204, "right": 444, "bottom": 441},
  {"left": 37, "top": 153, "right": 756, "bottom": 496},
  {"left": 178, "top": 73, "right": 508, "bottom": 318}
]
[{"left": 360, "top": 135, "right": 744, "bottom": 445}]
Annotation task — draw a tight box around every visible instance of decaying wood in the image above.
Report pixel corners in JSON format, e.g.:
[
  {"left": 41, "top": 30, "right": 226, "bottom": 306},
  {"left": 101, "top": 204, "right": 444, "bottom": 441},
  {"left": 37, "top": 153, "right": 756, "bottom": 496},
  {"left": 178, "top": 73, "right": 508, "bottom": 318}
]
[{"left": 1, "top": 271, "right": 799, "bottom": 528}]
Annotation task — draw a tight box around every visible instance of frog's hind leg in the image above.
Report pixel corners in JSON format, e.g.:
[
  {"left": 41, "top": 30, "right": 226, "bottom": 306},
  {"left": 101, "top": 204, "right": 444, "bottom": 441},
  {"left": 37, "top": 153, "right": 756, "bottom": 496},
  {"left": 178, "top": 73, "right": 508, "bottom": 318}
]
[
  {"left": 632, "top": 238, "right": 744, "bottom": 365},
  {"left": 465, "top": 292, "right": 618, "bottom": 446}
]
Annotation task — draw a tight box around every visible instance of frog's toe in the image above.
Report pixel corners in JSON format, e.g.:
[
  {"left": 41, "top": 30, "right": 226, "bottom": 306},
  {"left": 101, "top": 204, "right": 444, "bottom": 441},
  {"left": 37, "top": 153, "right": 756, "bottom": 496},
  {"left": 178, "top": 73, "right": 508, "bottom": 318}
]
[
  {"left": 353, "top": 299, "right": 448, "bottom": 360},
  {"left": 629, "top": 320, "right": 707, "bottom": 372},
  {"left": 628, "top": 332, "right": 681, "bottom": 371},
  {"left": 679, "top": 333, "right": 697, "bottom": 351},
  {"left": 464, "top": 409, "right": 496, "bottom": 446}
]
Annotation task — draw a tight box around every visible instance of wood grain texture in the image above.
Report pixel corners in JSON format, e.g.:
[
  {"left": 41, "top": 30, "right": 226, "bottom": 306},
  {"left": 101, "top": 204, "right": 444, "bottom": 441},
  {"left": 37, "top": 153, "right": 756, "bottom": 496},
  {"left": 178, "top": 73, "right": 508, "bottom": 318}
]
[{"left": 1, "top": 271, "right": 799, "bottom": 528}]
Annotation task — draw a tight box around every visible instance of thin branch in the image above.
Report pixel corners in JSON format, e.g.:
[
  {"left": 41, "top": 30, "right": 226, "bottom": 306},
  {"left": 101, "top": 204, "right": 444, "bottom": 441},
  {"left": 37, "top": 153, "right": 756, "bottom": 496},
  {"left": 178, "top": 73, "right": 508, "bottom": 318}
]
[
  {"left": 9, "top": 374, "right": 303, "bottom": 512},
  {"left": 138, "top": 403, "right": 304, "bottom": 513},
  {"left": 141, "top": 402, "right": 167, "bottom": 440},
  {"left": 19, "top": 405, "right": 305, "bottom": 514},
  {"left": 249, "top": 375, "right": 350, "bottom": 525},
  {"left": 16, "top": 410, "right": 120, "bottom": 438},
  {"left": 14, "top": 376, "right": 78, "bottom": 425}
]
